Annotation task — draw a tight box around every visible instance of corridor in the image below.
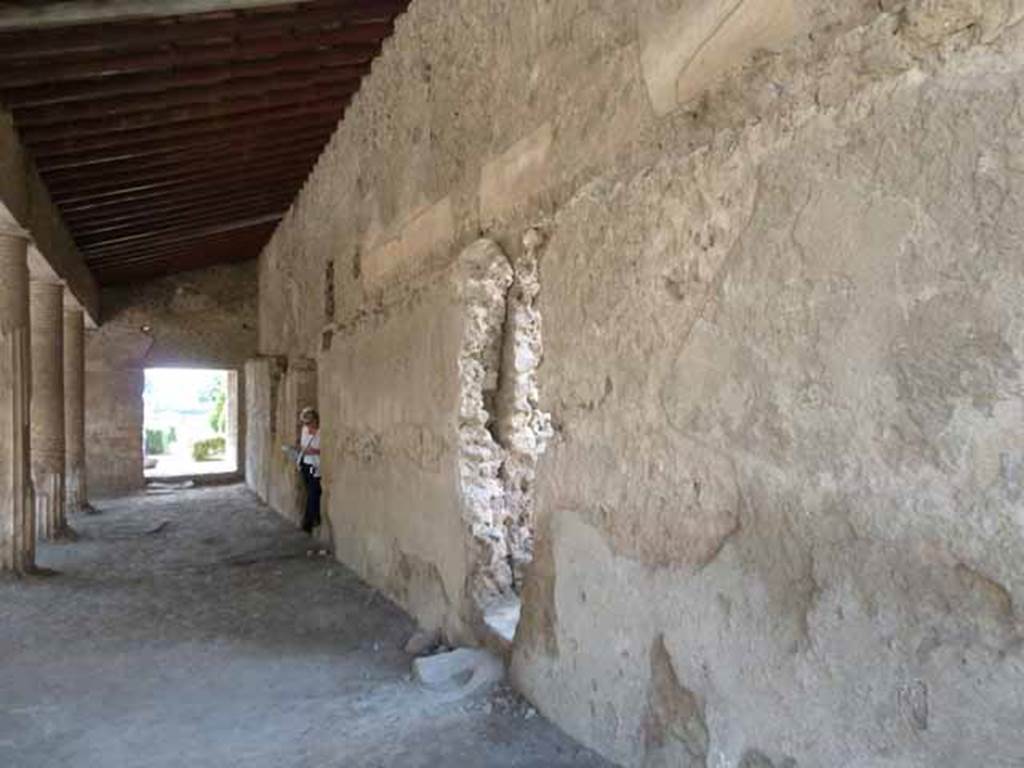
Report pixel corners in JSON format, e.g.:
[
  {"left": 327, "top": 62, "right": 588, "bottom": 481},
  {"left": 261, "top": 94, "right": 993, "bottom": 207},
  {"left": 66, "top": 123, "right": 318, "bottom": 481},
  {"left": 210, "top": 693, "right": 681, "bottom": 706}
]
[
  {"left": 3, "top": 1, "right": 1024, "bottom": 764},
  {"left": 0, "top": 486, "right": 609, "bottom": 768}
]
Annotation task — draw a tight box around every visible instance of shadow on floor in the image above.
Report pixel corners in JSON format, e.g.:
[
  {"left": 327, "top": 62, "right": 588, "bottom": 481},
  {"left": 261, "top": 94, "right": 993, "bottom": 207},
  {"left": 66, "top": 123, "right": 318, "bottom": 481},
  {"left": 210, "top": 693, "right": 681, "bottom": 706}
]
[{"left": 0, "top": 484, "right": 611, "bottom": 768}]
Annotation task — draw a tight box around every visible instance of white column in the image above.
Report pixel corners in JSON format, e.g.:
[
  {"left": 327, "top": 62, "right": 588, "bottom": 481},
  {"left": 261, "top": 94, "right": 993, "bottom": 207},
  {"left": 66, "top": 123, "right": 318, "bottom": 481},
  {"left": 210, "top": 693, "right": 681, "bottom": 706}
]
[
  {"left": 63, "top": 307, "right": 86, "bottom": 514},
  {"left": 30, "top": 279, "right": 67, "bottom": 540},
  {"left": 0, "top": 225, "right": 34, "bottom": 572}
]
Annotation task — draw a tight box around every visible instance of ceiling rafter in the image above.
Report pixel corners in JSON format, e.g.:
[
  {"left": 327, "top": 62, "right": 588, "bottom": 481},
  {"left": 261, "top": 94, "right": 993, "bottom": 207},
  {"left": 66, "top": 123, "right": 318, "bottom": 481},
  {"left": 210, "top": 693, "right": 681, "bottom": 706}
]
[
  {"left": 38, "top": 123, "right": 334, "bottom": 171},
  {"left": 2, "top": 0, "right": 408, "bottom": 286}
]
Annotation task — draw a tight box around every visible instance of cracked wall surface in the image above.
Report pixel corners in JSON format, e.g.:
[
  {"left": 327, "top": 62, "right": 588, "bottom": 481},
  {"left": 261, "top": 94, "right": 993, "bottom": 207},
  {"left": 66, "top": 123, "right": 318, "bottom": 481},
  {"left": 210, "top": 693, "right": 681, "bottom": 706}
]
[
  {"left": 311, "top": 238, "right": 537, "bottom": 641},
  {"left": 512, "top": 26, "right": 1024, "bottom": 768},
  {"left": 254, "top": 1, "right": 1024, "bottom": 765}
]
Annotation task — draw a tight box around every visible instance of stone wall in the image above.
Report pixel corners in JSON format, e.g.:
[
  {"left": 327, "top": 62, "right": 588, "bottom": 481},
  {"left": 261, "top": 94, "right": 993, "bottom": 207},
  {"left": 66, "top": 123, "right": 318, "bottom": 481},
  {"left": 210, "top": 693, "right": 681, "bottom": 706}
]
[
  {"left": 85, "top": 324, "right": 147, "bottom": 496},
  {"left": 86, "top": 261, "right": 258, "bottom": 495},
  {"left": 313, "top": 238, "right": 546, "bottom": 641},
  {"left": 255, "top": 1, "right": 1024, "bottom": 765},
  {"left": 101, "top": 260, "right": 258, "bottom": 369},
  {"left": 512, "top": 50, "right": 1024, "bottom": 766},
  {"left": 318, "top": 253, "right": 471, "bottom": 639},
  {"left": 245, "top": 354, "right": 317, "bottom": 528}
]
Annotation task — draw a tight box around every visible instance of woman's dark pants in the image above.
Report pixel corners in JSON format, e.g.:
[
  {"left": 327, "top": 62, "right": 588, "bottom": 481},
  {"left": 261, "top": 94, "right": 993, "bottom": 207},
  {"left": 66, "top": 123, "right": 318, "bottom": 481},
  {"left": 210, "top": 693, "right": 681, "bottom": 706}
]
[{"left": 300, "top": 463, "right": 322, "bottom": 533}]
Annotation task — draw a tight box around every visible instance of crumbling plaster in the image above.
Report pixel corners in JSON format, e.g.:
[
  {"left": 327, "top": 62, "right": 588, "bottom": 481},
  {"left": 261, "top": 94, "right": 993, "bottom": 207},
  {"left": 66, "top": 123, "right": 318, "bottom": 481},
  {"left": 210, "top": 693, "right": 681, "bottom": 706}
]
[
  {"left": 513, "top": 50, "right": 1024, "bottom": 763},
  {"left": 315, "top": 240, "right": 500, "bottom": 642},
  {"left": 255, "top": 1, "right": 1024, "bottom": 765}
]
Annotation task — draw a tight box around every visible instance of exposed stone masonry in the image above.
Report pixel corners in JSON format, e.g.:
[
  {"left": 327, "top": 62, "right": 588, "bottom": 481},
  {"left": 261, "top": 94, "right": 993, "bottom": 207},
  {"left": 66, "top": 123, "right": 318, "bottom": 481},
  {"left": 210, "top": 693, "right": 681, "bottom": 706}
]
[
  {"left": 246, "top": 1, "right": 1024, "bottom": 764},
  {"left": 454, "top": 234, "right": 553, "bottom": 618},
  {"left": 495, "top": 228, "right": 552, "bottom": 591},
  {"left": 455, "top": 239, "right": 515, "bottom": 609}
]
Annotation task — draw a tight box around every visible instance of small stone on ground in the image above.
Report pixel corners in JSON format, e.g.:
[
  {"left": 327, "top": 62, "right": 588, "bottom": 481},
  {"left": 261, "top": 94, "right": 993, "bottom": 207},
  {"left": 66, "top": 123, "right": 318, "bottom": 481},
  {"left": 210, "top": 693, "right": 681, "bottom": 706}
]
[
  {"left": 404, "top": 627, "right": 442, "bottom": 656},
  {"left": 412, "top": 647, "right": 505, "bottom": 696}
]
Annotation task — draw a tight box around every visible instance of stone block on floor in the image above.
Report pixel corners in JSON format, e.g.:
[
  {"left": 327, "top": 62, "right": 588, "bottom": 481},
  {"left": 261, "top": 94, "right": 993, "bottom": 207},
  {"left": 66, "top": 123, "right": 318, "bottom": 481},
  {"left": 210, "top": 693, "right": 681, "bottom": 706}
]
[{"left": 412, "top": 648, "right": 505, "bottom": 697}]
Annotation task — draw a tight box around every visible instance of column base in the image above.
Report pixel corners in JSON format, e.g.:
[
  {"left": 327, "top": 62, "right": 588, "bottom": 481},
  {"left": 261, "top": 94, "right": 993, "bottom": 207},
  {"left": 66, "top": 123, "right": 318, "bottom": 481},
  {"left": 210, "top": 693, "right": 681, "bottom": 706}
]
[
  {"left": 66, "top": 465, "right": 86, "bottom": 516},
  {"left": 0, "top": 482, "right": 34, "bottom": 574},
  {"left": 34, "top": 470, "right": 69, "bottom": 541}
]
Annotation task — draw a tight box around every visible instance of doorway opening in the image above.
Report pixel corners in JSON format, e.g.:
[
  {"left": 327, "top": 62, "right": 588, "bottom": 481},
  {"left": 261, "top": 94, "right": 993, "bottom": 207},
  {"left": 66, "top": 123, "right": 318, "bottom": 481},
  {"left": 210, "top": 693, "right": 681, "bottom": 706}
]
[{"left": 143, "top": 368, "right": 240, "bottom": 480}]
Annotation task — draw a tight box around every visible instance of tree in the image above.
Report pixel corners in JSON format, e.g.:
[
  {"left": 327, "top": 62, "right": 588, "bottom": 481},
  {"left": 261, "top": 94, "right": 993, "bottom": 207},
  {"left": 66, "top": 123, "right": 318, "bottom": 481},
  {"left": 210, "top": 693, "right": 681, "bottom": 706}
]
[{"left": 208, "top": 381, "right": 227, "bottom": 434}]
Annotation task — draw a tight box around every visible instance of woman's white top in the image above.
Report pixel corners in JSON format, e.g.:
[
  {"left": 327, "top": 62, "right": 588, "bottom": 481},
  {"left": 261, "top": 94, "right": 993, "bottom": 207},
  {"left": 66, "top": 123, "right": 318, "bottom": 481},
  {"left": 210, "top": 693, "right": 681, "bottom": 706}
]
[{"left": 300, "top": 426, "right": 321, "bottom": 476}]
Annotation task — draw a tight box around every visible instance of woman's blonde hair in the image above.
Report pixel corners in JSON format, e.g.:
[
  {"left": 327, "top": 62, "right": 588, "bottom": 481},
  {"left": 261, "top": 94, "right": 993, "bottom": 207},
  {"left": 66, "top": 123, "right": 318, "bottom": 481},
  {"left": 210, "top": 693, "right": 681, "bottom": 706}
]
[{"left": 299, "top": 406, "right": 319, "bottom": 424}]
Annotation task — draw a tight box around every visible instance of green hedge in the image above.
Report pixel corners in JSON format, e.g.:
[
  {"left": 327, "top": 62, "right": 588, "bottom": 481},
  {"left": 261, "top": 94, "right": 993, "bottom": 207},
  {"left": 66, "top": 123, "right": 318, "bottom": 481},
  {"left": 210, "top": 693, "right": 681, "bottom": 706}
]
[
  {"left": 192, "top": 436, "right": 226, "bottom": 462},
  {"left": 145, "top": 428, "right": 166, "bottom": 455},
  {"left": 145, "top": 428, "right": 178, "bottom": 455}
]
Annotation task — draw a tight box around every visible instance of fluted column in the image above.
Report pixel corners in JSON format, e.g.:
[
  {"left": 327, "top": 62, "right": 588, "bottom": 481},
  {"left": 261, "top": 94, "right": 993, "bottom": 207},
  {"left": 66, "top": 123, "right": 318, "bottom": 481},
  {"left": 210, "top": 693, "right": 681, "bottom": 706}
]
[
  {"left": 63, "top": 307, "right": 86, "bottom": 515},
  {"left": 30, "top": 279, "right": 67, "bottom": 540},
  {"left": 0, "top": 225, "right": 34, "bottom": 573}
]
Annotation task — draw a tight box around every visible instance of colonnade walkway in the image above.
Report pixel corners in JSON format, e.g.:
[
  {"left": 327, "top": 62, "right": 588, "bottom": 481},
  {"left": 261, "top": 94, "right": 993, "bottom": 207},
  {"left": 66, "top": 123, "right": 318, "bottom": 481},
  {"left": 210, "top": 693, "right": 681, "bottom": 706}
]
[{"left": 0, "top": 485, "right": 609, "bottom": 768}]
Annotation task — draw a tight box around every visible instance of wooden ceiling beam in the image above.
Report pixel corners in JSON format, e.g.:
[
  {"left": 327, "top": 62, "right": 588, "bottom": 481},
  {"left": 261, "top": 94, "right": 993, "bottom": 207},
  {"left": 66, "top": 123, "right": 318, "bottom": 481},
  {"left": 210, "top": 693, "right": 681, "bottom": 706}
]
[
  {"left": 59, "top": 177, "right": 307, "bottom": 219},
  {"left": 52, "top": 160, "right": 311, "bottom": 204},
  {"left": 50, "top": 151, "right": 319, "bottom": 197},
  {"left": 42, "top": 134, "right": 327, "bottom": 186},
  {"left": 1, "top": 54, "right": 366, "bottom": 108},
  {"left": 84, "top": 226, "right": 280, "bottom": 271},
  {"left": 67, "top": 189, "right": 296, "bottom": 230},
  {"left": 89, "top": 235, "right": 266, "bottom": 269},
  {"left": 15, "top": 70, "right": 358, "bottom": 126},
  {"left": 54, "top": 166, "right": 310, "bottom": 208},
  {"left": 88, "top": 226, "right": 279, "bottom": 282},
  {"left": 41, "top": 132, "right": 323, "bottom": 182},
  {"left": 22, "top": 83, "right": 352, "bottom": 142},
  {"left": 37, "top": 123, "right": 333, "bottom": 171},
  {"left": 88, "top": 223, "right": 277, "bottom": 263},
  {"left": 59, "top": 172, "right": 307, "bottom": 215},
  {"left": 75, "top": 197, "right": 290, "bottom": 245},
  {"left": 0, "top": 1, "right": 405, "bottom": 55},
  {"left": 2, "top": 0, "right": 412, "bottom": 286},
  {"left": 0, "top": 38, "right": 379, "bottom": 89},
  {"left": 29, "top": 110, "right": 340, "bottom": 159},
  {"left": 82, "top": 213, "right": 284, "bottom": 256}
]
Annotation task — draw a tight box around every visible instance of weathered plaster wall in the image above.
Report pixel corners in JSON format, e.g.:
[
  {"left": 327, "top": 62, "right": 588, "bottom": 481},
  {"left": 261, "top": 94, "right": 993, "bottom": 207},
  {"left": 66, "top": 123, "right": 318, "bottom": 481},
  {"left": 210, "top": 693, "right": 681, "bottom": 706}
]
[
  {"left": 314, "top": 239, "right": 521, "bottom": 641},
  {"left": 244, "top": 356, "right": 277, "bottom": 503},
  {"left": 85, "top": 324, "right": 148, "bottom": 497},
  {"left": 101, "top": 260, "right": 258, "bottom": 368},
  {"left": 86, "top": 262, "right": 258, "bottom": 495},
  {"left": 512, "top": 48, "right": 1024, "bottom": 767},
  {"left": 319, "top": 262, "right": 467, "bottom": 639},
  {"left": 245, "top": 354, "right": 316, "bottom": 527},
  {"left": 256, "top": 1, "right": 1024, "bottom": 765}
]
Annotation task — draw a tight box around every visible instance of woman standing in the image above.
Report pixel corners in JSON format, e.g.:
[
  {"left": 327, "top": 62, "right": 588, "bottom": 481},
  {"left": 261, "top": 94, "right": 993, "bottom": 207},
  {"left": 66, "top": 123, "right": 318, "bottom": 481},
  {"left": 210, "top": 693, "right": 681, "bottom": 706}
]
[{"left": 296, "top": 406, "right": 321, "bottom": 534}]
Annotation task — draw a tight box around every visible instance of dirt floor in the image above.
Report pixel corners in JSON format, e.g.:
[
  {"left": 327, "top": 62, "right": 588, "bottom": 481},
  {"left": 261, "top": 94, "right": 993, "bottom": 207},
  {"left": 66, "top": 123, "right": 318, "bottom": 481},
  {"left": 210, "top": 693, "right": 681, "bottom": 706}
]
[{"left": 0, "top": 484, "right": 611, "bottom": 768}]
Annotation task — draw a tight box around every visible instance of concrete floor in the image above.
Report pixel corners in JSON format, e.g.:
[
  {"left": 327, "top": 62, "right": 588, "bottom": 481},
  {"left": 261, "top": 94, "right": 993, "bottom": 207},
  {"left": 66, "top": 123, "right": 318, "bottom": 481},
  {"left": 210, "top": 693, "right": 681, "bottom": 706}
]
[
  {"left": 0, "top": 485, "right": 611, "bottom": 768},
  {"left": 144, "top": 453, "right": 236, "bottom": 478}
]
